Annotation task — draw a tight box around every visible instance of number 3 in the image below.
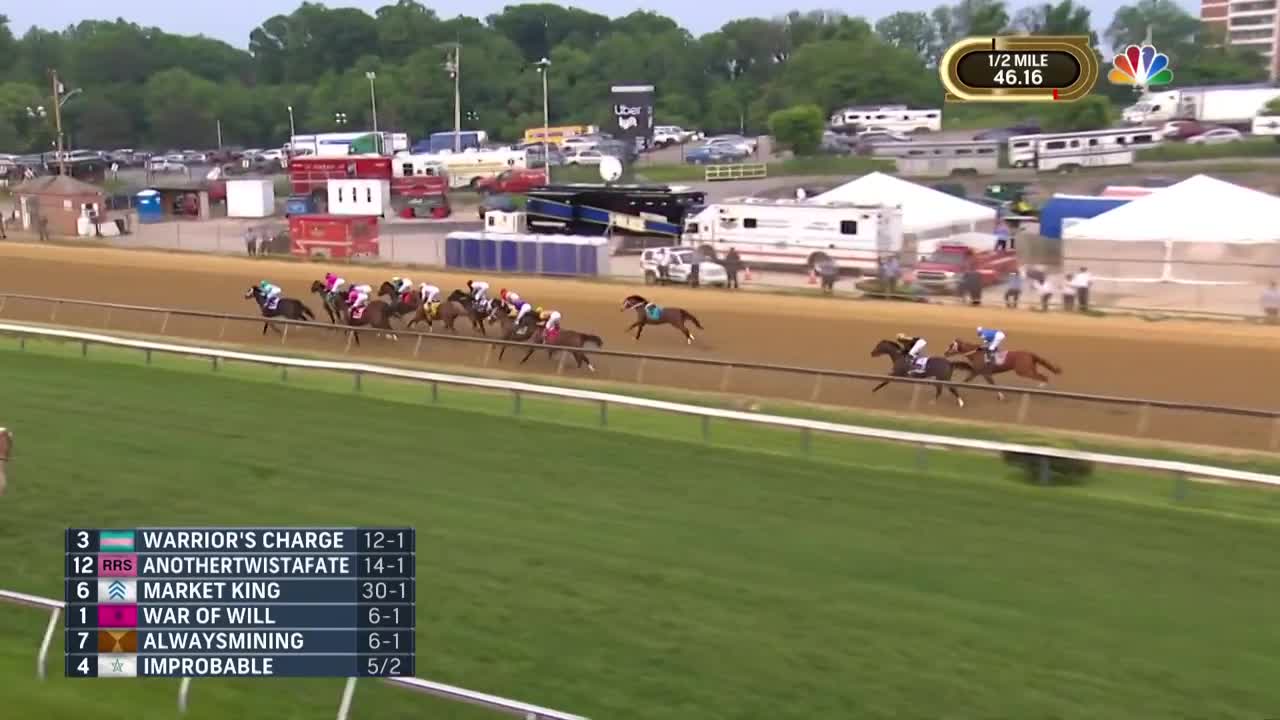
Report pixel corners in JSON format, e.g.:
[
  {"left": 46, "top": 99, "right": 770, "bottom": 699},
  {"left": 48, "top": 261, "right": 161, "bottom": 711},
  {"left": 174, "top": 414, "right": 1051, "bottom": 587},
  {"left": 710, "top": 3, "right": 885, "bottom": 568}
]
[{"left": 76, "top": 531, "right": 90, "bottom": 549}]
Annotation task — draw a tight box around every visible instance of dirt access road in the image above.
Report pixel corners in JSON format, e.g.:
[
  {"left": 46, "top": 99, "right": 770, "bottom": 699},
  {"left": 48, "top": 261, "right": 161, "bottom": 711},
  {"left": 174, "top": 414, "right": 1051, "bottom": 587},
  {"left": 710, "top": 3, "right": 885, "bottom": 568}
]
[{"left": 0, "top": 243, "right": 1276, "bottom": 451}]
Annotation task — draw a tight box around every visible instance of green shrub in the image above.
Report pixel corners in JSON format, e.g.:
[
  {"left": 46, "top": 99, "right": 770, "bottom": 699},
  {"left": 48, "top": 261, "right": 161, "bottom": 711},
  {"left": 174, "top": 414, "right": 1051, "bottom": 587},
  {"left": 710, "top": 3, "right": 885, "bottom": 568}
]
[
  {"left": 1002, "top": 450, "right": 1095, "bottom": 486},
  {"left": 768, "top": 105, "right": 826, "bottom": 156}
]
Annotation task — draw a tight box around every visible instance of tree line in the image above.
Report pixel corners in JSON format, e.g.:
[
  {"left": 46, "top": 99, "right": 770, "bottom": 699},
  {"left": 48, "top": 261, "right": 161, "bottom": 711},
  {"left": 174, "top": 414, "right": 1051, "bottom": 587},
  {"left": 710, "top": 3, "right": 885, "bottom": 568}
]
[{"left": 0, "top": 0, "right": 1268, "bottom": 152}]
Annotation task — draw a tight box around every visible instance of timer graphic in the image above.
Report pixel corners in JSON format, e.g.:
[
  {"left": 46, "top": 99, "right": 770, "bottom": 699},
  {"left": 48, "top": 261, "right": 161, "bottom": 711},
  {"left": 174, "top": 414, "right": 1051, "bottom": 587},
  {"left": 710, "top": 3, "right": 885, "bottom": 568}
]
[{"left": 940, "top": 36, "right": 1099, "bottom": 103}]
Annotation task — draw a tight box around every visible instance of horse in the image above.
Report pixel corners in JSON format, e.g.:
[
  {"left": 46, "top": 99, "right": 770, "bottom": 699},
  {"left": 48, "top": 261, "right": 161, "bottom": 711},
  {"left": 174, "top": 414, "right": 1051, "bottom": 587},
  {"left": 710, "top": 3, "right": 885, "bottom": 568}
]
[
  {"left": 519, "top": 325, "right": 603, "bottom": 372},
  {"left": 406, "top": 296, "right": 471, "bottom": 333},
  {"left": 376, "top": 281, "right": 421, "bottom": 319},
  {"left": 944, "top": 338, "right": 1062, "bottom": 398},
  {"left": 343, "top": 300, "right": 397, "bottom": 346},
  {"left": 446, "top": 289, "right": 489, "bottom": 335},
  {"left": 488, "top": 302, "right": 542, "bottom": 361},
  {"left": 869, "top": 339, "right": 970, "bottom": 407},
  {"left": 621, "top": 294, "right": 703, "bottom": 344},
  {"left": 309, "top": 280, "right": 348, "bottom": 324},
  {"left": 245, "top": 286, "right": 315, "bottom": 335}
]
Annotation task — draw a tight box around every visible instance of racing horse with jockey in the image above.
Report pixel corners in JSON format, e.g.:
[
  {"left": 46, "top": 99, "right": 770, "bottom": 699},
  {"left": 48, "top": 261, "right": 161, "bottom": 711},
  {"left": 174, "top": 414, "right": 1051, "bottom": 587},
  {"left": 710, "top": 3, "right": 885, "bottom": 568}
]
[
  {"left": 441, "top": 283, "right": 490, "bottom": 335},
  {"left": 621, "top": 294, "right": 704, "bottom": 344},
  {"left": 310, "top": 273, "right": 349, "bottom": 324},
  {"left": 377, "top": 278, "right": 420, "bottom": 320},
  {"left": 944, "top": 327, "right": 1062, "bottom": 398},
  {"left": 245, "top": 282, "right": 315, "bottom": 335},
  {"left": 406, "top": 282, "right": 469, "bottom": 333},
  {"left": 869, "top": 338, "right": 970, "bottom": 407},
  {"left": 517, "top": 309, "right": 602, "bottom": 372},
  {"left": 341, "top": 282, "right": 397, "bottom": 346},
  {"left": 488, "top": 301, "right": 544, "bottom": 360}
]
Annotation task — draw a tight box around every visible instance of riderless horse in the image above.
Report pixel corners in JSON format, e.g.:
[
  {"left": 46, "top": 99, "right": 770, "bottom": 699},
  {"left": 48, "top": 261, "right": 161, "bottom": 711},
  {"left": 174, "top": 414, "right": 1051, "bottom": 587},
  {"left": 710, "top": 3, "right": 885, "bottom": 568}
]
[{"left": 621, "top": 294, "right": 703, "bottom": 344}]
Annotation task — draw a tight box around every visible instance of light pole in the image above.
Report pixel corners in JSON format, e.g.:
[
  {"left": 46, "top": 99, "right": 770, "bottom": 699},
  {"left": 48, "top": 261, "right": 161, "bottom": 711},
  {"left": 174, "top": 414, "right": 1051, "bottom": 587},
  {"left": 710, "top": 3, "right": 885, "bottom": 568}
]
[
  {"left": 535, "top": 58, "right": 551, "bottom": 181},
  {"left": 334, "top": 112, "right": 348, "bottom": 128},
  {"left": 440, "top": 42, "right": 462, "bottom": 152},
  {"left": 365, "top": 71, "right": 378, "bottom": 135},
  {"left": 33, "top": 71, "right": 81, "bottom": 176},
  {"left": 286, "top": 105, "right": 296, "bottom": 139}
]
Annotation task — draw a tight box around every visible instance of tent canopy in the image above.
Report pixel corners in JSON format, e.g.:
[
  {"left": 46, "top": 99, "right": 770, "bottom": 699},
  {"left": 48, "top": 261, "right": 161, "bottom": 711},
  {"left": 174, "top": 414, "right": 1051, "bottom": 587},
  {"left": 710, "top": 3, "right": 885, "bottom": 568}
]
[
  {"left": 1063, "top": 174, "right": 1280, "bottom": 244},
  {"left": 812, "top": 172, "right": 995, "bottom": 234}
]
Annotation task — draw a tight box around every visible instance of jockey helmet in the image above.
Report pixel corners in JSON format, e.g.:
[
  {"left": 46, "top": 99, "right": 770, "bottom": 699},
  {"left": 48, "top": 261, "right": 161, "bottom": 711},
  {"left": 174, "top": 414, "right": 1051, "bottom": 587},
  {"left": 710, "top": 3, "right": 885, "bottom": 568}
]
[
  {"left": 896, "top": 332, "right": 910, "bottom": 341},
  {"left": 976, "top": 326, "right": 985, "bottom": 334},
  {"left": 325, "top": 272, "right": 335, "bottom": 282},
  {"left": 259, "top": 280, "right": 270, "bottom": 290},
  {"left": 499, "top": 288, "right": 508, "bottom": 299}
]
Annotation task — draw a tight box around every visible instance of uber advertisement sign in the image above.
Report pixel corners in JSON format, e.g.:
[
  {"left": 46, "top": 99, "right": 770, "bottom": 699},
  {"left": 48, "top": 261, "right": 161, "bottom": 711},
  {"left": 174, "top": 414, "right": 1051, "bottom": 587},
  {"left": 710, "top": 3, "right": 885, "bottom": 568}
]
[{"left": 610, "top": 84, "right": 654, "bottom": 151}]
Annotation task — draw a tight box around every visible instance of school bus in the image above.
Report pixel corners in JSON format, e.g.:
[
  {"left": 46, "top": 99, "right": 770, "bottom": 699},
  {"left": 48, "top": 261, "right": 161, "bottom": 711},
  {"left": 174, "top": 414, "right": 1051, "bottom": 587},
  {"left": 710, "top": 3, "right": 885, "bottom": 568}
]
[{"left": 523, "top": 125, "right": 598, "bottom": 146}]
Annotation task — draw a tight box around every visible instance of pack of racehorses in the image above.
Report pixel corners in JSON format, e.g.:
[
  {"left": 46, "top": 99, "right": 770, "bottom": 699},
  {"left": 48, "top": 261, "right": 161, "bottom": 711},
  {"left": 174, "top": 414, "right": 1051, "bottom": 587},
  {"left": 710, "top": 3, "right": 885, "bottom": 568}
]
[{"left": 246, "top": 278, "right": 1061, "bottom": 402}]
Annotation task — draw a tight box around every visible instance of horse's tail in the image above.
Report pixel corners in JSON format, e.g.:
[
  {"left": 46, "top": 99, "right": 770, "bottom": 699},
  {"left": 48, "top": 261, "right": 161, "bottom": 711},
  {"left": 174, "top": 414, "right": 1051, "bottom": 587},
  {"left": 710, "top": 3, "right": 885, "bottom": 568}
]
[
  {"left": 580, "top": 333, "right": 604, "bottom": 349},
  {"left": 1032, "top": 353, "right": 1062, "bottom": 374},
  {"left": 681, "top": 310, "right": 703, "bottom": 329}
]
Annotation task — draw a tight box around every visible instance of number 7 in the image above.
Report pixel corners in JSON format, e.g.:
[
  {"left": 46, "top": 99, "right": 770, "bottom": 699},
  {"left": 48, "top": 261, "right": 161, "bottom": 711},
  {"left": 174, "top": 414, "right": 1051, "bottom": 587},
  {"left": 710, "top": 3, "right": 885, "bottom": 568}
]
[{"left": 78, "top": 632, "right": 89, "bottom": 649}]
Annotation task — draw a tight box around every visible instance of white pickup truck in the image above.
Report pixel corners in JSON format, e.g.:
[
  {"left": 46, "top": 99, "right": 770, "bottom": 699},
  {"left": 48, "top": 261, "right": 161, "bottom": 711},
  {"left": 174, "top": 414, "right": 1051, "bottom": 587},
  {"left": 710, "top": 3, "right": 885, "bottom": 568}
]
[
  {"left": 653, "top": 126, "right": 700, "bottom": 148},
  {"left": 640, "top": 247, "right": 728, "bottom": 286}
]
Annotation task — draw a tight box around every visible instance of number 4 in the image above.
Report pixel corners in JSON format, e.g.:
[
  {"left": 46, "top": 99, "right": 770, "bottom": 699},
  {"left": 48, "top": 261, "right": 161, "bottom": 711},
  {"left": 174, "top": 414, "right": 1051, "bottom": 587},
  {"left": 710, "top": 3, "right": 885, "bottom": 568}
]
[{"left": 77, "top": 657, "right": 90, "bottom": 675}]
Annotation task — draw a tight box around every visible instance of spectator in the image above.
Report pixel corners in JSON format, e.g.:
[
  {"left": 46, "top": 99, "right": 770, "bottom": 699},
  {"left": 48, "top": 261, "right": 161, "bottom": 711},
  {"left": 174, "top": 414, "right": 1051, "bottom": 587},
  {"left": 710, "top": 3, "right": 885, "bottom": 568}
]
[
  {"left": 37, "top": 216, "right": 49, "bottom": 242},
  {"left": 244, "top": 227, "right": 258, "bottom": 256},
  {"left": 1004, "top": 270, "right": 1022, "bottom": 308},
  {"left": 723, "top": 247, "right": 742, "bottom": 289},
  {"left": 882, "top": 255, "right": 901, "bottom": 296},
  {"left": 816, "top": 256, "right": 839, "bottom": 295},
  {"left": 1062, "top": 273, "right": 1076, "bottom": 311},
  {"left": 994, "top": 223, "right": 1011, "bottom": 252},
  {"left": 1035, "top": 272, "right": 1055, "bottom": 312},
  {"left": 1071, "top": 266, "right": 1093, "bottom": 312},
  {"left": 689, "top": 252, "right": 701, "bottom": 289},
  {"left": 657, "top": 247, "right": 671, "bottom": 284},
  {"left": 0, "top": 211, "right": 6, "bottom": 240},
  {"left": 962, "top": 268, "right": 983, "bottom": 306},
  {"left": 1263, "top": 281, "right": 1279, "bottom": 323}
]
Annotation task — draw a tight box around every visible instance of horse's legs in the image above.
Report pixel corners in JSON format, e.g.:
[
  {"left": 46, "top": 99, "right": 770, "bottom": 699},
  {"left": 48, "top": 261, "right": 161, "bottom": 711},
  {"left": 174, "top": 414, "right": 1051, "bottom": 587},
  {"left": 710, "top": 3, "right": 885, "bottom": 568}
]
[
  {"left": 676, "top": 321, "right": 694, "bottom": 343},
  {"left": 625, "top": 321, "right": 643, "bottom": 339},
  {"left": 261, "top": 320, "right": 270, "bottom": 336},
  {"left": 979, "top": 372, "right": 1005, "bottom": 401},
  {"left": 949, "top": 386, "right": 965, "bottom": 407},
  {"left": 871, "top": 380, "right": 890, "bottom": 393},
  {"left": 519, "top": 346, "right": 536, "bottom": 364}
]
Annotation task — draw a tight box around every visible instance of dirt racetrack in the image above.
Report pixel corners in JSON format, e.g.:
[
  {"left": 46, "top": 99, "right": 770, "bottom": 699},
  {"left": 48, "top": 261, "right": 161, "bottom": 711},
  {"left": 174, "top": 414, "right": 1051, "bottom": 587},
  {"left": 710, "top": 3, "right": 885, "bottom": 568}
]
[{"left": 0, "top": 243, "right": 1277, "bottom": 451}]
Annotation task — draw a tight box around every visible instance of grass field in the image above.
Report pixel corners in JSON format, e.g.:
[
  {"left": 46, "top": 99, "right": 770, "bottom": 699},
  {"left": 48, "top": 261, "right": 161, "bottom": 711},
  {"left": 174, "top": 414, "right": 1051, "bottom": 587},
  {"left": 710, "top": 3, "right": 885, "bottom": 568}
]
[{"left": 2, "top": 340, "right": 1280, "bottom": 719}]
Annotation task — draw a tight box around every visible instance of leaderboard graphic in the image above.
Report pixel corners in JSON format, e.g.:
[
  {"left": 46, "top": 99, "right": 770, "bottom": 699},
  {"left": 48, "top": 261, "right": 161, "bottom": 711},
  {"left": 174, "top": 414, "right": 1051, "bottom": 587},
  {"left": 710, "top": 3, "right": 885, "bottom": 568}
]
[{"left": 65, "top": 527, "right": 415, "bottom": 678}]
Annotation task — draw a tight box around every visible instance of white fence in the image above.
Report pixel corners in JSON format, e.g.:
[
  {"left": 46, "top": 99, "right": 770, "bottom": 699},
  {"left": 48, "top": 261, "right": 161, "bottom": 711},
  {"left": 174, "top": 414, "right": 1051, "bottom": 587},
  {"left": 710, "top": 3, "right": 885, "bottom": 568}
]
[
  {"left": 0, "top": 585, "right": 589, "bottom": 719},
  {"left": 3, "top": 322, "right": 1277, "bottom": 488}
]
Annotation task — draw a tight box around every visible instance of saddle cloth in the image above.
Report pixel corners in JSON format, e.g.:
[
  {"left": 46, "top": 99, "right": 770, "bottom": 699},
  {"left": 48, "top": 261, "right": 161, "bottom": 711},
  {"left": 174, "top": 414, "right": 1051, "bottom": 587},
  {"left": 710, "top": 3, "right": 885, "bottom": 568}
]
[
  {"left": 351, "top": 306, "right": 366, "bottom": 320},
  {"left": 645, "top": 304, "right": 663, "bottom": 321},
  {"left": 910, "top": 357, "right": 929, "bottom": 374},
  {"left": 545, "top": 327, "right": 561, "bottom": 343},
  {"left": 989, "top": 350, "right": 1008, "bottom": 364},
  {"left": 265, "top": 298, "right": 279, "bottom": 311}
]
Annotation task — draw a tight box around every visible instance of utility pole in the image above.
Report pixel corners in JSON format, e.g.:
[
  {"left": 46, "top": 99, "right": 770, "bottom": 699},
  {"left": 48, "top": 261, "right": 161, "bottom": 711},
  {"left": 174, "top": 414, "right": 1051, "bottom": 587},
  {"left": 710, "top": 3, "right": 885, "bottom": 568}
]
[
  {"left": 453, "top": 45, "right": 462, "bottom": 152},
  {"left": 50, "top": 70, "right": 66, "bottom": 177},
  {"left": 365, "top": 71, "right": 378, "bottom": 135},
  {"left": 216, "top": 119, "right": 223, "bottom": 149},
  {"left": 536, "top": 58, "right": 551, "bottom": 182}
]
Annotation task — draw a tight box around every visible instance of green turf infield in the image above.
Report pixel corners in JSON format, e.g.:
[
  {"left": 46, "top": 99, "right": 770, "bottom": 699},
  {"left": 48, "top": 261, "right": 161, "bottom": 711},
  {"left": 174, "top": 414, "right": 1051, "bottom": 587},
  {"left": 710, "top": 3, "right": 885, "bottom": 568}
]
[{"left": 1, "top": 340, "right": 1279, "bottom": 720}]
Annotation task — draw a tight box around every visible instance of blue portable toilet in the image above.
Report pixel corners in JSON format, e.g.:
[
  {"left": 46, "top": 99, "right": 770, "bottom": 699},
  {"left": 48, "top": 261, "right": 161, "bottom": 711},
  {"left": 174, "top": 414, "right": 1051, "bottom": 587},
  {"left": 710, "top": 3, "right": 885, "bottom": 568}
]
[
  {"left": 1038, "top": 194, "right": 1131, "bottom": 239},
  {"left": 135, "top": 189, "right": 163, "bottom": 224},
  {"left": 285, "top": 194, "right": 315, "bottom": 216}
]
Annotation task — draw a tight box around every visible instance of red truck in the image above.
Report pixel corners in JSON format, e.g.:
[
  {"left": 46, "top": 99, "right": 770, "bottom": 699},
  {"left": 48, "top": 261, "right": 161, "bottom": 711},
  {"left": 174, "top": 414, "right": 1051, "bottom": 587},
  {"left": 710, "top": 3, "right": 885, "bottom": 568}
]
[
  {"left": 474, "top": 167, "right": 547, "bottom": 194},
  {"left": 289, "top": 157, "right": 447, "bottom": 203},
  {"left": 912, "top": 244, "right": 1019, "bottom": 294},
  {"left": 288, "top": 214, "right": 380, "bottom": 259}
]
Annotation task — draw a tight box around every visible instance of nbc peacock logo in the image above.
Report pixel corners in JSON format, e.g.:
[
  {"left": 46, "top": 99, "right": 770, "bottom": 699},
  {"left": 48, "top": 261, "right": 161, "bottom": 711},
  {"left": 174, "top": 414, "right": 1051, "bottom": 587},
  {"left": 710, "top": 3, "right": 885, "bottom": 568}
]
[{"left": 1108, "top": 44, "right": 1173, "bottom": 87}]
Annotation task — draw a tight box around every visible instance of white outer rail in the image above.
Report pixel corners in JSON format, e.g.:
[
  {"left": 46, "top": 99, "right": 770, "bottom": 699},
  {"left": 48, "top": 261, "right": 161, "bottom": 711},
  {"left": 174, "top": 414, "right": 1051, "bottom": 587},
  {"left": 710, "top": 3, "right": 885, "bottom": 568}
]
[
  {"left": 2, "top": 321, "right": 1278, "bottom": 487},
  {"left": 0, "top": 588, "right": 589, "bottom": 719}
]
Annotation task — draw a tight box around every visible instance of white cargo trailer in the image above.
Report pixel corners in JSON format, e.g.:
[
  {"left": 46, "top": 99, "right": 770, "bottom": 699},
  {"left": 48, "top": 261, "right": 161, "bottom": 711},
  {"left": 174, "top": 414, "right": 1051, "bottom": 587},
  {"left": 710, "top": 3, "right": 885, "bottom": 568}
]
[{"left": 1123, "top": 84, "right": 1280, "bottom": 126}]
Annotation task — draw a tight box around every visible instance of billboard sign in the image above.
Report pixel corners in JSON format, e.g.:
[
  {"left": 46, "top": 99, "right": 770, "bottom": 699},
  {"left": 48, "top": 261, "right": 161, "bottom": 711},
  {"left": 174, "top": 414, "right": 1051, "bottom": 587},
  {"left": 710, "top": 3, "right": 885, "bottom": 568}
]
[{"left": 610, "top": 84, "right": 655, "bottom": 151}]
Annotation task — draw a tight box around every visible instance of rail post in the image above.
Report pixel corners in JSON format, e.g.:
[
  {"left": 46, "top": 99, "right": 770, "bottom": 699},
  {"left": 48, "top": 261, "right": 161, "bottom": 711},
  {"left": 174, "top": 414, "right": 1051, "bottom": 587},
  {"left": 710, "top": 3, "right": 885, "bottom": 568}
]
[
  {"left": 808, "top": 374, "right": 823, "bottom": 402},
  {"left": 280, "top": 324, "right": 290, "bottom": 345},
  {"left": 1037, "top": 456, "right": 1051, "bottom": 486},
  {"left": 701, "top": 415, "right": 711, "bottom": 442},
  {"left": 280, "top": 366, "right": 288, "bottom": 382},
  {"left": 18, "top": 335, "right": 24, "bottom": 351},
  {"left": 211, "top": 356, "right": 219, "bottom": 372},
  {"left": 1172, "top": 472, "right": 1188, "bottom": 502},
  {"left": 159, "top": 311, "right": 171, "bottom": 334},
  {"left": 0, "top": 295, "right": 6, "bottom": 316},
  {"left": 512, "top": 390, "right": 523, "bottom": 416},
  {"left": 1135, "top": 403, "right": 1151, "bottom": 436},
  {"left": 555, "top": 351, "right": 568, "bottom": 375},
  {"left": 635, "top": 357, "right": 647, "bottom": 384},
  {"left": 430, "top": 382, "right": 439, "bottom": 403},
  {"left": 719, "top": 364, "right": 733, "bottom": 392},
  {"left": 217, "top": 317, "right": 228, "bottom": 340},
  {"left": 598, "top": 400, "right": 608, "bottom": 427},
  {"left": 1270, "top": 416, "right": 1280, "bottom": 451},
  {"left": 1016, "top": 392, "right": 1031, "bottom": 423},
  {"left": 37, "top": 605, "right": 60, "bottom": 680},
  {"left": 800, "top": 427, "right": 811, "bottom": 455},
  {"left": 103, "top": 307, "right": 112, "bottom": 329},
  {"left": 49, "top": 301, "right": 59, "bottom": 323},
  {"left": 413, "top": 335, "right": 423, "bottom": 357},
  {"left": 80, "top": 340, "right": 88, "bottom": 357},
  {"left": 144, "top": 349, "right": 152, "bottom": 365},
  {"left": 908, "top": 383, "right": 922, "bottom": 412},
  {"left": 481, "top": 344, "right": 493, "bottom": 368},
  {"left": 353, "top": 372, "right": 362, "bottom": 392}
]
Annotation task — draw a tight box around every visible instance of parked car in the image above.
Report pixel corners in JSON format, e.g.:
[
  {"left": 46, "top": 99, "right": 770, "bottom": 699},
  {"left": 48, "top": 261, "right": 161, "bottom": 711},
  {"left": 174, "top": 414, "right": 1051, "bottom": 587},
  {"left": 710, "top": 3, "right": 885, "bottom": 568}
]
[
  {"left": 704, "top": 134, "right": 756, "bottom": 155},
  {"left": 1160, "top": 120, "right": 1209, "bottom": 140},
  {"left": 820, "top": 131, "right": 855, "bottom": 155},
  {"left": 684, "top": 145, "right": 741, "bottom": 164},
  {"left": 913, "top": 244, "right": 1019, "bottom": 294},
  {"left": 854, "top": 132, "right": 910, "bottom": 154},
  {"left": 640, "top": 247, "right": 729, "bottom": 287},
  {"left": 148, "top": 156, "right": 187, "bottom": 173},
  {"left": 1186, "top": 127, "right": 1243, "bottom": 144},
  {"left": 653, "top": 126, "right": 698, "bottom": 147},
  {"left": 475, "top": 168, "right": 548, "bottom": 194},
  {"left": 560, "top": 135, "right": 601, "bottom": 152},
  {"left": 564, "top": 148, "right": 608, "bottom": 165},
  {"left": 973, "top": 124, "right": 1041, "bottom": 142}
]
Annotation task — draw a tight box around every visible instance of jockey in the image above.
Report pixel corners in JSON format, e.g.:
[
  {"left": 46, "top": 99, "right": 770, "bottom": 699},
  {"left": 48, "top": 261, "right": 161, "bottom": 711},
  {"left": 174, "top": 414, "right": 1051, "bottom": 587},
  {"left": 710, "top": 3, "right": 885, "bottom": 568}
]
[
  {"left": 500, "top": 288, "right": 523, "bottom": 308},
  {"left": 347, "top": 283, "right": 373, "bottom": 315},
  {"left": 391, "top": 276, "right": 413, "bottom": 296},
  {"left": 323, "top": 272, "right": 346, "bottom": 296},
  {"left": 258, "top": 280, "right": 282, "bottom": 310},
  {"left": 895, "top": 333, "right": 927, "bottom": 368},
  {"left": 468, "top": 280, "right": 490, "bottom": 307},
  {"left": 513, "top": 301, "right": 535, "bottom": 326},
  {"left": 976, "top": 326, "right": 1006, "bottom": 362},
  {"left": 542, "top": 310, "right": 562, "bottom": 337},
  {"left": 419, "top": 283, "right": 441, "bottom": 305}
]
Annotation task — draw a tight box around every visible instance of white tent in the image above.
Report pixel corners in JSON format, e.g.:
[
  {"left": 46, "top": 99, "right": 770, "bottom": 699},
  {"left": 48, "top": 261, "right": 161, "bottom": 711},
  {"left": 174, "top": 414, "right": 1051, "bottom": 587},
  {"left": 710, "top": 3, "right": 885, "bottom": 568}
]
[
  {"left": 813, "top": 172, "right": 997, "bottom": 243},
  {"left": 1062, "top": 174, "right": 1280, "bottom": 284}
]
